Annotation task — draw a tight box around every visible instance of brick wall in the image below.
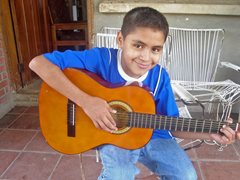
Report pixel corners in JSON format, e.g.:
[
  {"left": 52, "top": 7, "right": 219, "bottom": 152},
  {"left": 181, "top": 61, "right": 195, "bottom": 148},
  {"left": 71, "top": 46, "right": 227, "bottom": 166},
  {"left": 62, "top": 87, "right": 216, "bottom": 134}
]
[{"left": 0, "top": 27, "right": 14, "bottom": 118}]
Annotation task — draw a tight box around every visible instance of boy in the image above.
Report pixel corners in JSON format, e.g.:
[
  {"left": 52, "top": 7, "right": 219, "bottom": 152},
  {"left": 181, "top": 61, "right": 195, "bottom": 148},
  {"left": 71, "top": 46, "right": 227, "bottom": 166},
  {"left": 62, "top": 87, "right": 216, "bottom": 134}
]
[{"left": 29, "top": 7, "right": 237, "bottom": 180}]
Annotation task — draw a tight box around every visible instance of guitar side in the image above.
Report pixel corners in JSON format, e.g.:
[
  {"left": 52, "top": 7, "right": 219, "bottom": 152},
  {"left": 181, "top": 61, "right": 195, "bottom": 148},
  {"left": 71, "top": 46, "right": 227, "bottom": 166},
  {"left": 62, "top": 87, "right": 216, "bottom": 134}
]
[{"left": 39, "top": 68, "right": 156, "bottom": 154}]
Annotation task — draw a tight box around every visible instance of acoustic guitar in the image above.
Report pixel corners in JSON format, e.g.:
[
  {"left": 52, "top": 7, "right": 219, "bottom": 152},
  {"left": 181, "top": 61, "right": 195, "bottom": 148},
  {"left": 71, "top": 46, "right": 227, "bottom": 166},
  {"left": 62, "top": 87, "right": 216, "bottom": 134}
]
[{"left": 39, "top": 68, "right": 239, "bottom": 154}]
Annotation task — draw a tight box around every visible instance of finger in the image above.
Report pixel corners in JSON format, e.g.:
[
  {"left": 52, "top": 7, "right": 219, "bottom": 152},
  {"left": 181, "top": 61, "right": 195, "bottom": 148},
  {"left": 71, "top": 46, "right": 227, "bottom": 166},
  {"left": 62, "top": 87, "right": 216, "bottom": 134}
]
[
  {"left": 97, "top": 117, "right": 113, "bottom": 132},
  {"left": 110, "top": 108, "right": 117, "bottom": 114},
  {"left": 102, "top": 114, "right": 118, "bottom": 131},
  {"left": 210, "top": 134, "right": 225, "bottom": 144},
  {"left": 220, "top": 125, "right": 235, "bottom": 141},
  {"left": 226, "top": 118, "right": 233, "bottom": 124},
  {"left": 106, "top": 109, "right": 117, "bottom": 126},
  {"left": 237, "top": 133, "right": 240, "bottom": 140},
  {"left": 92, "top": 120, "right": 100, "bottom": 129},
  {"left": 106, "top": 107, "right": 118, "bottom": 126}
]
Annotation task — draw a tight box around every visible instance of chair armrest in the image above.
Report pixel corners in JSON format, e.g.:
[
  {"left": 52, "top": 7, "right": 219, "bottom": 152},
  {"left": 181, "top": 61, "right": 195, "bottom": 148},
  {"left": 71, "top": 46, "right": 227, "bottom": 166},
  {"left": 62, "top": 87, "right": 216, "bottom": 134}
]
[
  {"left": 171, "top": 82, "right": 205, "bottom": 116},
  {"left": 171, "top": 83, "right": 198, "bottom": 103},
  {"left": 220, "top": 61, "right": 240, "bottom": 72}
]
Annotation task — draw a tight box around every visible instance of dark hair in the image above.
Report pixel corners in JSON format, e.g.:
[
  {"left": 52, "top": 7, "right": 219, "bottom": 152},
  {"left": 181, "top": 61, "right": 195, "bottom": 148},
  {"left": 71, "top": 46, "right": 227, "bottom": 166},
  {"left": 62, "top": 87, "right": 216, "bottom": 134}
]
[{"left": 121, "top": 7, "right": 169, "bottom": 41}]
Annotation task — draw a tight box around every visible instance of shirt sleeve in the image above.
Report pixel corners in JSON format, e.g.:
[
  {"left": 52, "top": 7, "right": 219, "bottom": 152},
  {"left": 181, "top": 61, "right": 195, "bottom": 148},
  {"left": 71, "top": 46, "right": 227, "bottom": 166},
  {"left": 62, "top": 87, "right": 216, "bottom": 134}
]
[{"left": 43, "top": 48, "right": 109, "bottom": 73}]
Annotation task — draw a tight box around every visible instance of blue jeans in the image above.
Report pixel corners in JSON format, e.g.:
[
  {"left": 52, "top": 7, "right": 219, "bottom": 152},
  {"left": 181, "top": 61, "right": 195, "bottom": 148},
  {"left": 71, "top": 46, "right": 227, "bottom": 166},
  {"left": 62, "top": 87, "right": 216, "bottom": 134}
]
[{"left": 97, "top": 138, "right": 197, "bottom": 180}]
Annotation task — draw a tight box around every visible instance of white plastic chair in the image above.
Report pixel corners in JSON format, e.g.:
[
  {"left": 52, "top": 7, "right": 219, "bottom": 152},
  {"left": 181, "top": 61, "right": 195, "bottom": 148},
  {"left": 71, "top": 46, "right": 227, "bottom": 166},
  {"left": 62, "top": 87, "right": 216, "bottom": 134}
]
[{"left": 167, "top": 27, "right": 240, "bottom": 121}]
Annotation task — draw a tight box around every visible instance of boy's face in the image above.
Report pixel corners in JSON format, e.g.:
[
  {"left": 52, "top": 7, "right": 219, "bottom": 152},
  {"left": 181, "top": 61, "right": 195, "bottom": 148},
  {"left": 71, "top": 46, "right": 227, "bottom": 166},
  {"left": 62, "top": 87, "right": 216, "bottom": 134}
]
[{"left": 117, "top": 27, "right": 165, "bottom": 78}]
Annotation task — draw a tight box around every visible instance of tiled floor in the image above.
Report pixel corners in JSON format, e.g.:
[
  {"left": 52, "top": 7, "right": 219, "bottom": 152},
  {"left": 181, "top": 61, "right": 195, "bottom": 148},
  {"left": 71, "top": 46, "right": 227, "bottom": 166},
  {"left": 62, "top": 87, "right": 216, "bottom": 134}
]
[{"left": 0, "top": 106, "right": 240, "bottom": 180}]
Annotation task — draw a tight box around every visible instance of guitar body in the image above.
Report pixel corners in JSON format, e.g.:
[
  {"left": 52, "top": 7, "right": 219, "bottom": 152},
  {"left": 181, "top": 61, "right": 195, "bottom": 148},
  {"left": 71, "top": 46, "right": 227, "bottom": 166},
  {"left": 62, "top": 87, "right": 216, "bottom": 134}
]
[{"left": 39, "top": 68, "right": 155, "bottom": 154}]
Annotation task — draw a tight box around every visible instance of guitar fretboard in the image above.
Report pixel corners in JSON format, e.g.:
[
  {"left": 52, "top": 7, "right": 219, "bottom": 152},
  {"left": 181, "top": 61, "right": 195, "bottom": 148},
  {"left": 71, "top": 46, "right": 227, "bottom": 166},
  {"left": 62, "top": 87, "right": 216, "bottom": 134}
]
[{"left": 116, "top": 112, "right": 237, "bottom": 134}]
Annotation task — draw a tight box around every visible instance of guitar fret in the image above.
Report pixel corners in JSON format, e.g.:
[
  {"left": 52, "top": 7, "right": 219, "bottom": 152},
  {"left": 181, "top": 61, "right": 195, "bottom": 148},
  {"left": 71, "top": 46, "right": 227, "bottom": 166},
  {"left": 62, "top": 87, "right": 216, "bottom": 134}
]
[
  {"left": 145, "top": 115, "right": 148, "bottom": 128},
  {"left": 158, "top": 116, "right": 161, "bottom": 129},
  {"left": 132, "top": 113, "right": 135, "bottom": 127},
  {"left": 170, "top": 117, "right": 173, "bottom": 130},
  {"left": 154, "top": 115, "right": 157, "bottom": 129},
  {"left": 209, "top": 121, "right": 213, "bottom": 133},
  {"left": 181, "top": 118, "right": 184, "bottom": 131},
  {"left": 175, "top": 117, "right": 178, "bottom": 131},
  {"left": 137, "top": 113, "right": 140, "bottom": 128},
  {"left": 128, "top": 113, "right": 131, "bottom": 127},
  {"left": 164, "top": 116, "right": 167, "bottom": 130},
  {"left": 142, "top": 114, "right": 144, "bottom": 128},
  {"left": 158, "top": 115, "right": 161, "bottom": 129},
  {"left": 140, "top": 114, "right": 142, "bottom": 128},
  {"left": 149, "top": 115, "right": 152, "bottom": 129},
  {"left": 217, "top": 121, "right": 222, "bottom": 133},
  {"left": 202, "top": 120, "right": 205, "bottom": 133},
  {"left": 133, "top": 113, "right": 135, "bottom": 127},
  {"left": 187, "top": 118, "right": 191, "bottom": 132},
  {"left": 130, "top": 112, "right": 133, "bottom": 127},
  {"left": 194, "top": 119, "right": 198, "bottom": 132}
]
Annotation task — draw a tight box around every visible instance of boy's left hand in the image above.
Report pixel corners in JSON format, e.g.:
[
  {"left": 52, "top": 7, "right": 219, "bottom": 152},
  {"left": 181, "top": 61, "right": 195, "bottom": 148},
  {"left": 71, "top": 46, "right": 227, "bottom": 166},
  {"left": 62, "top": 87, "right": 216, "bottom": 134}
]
[{"left": 210, "top": 118, "right": 238, "bottom": 145}]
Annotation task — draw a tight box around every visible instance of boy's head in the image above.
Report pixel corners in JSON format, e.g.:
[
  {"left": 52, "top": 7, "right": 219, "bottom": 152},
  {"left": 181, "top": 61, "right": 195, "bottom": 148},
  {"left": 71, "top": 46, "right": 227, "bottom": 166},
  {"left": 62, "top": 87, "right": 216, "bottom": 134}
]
[
  {"left": 121, "top": 7, "right": 169, "bottom": 41},
  {"left": 117, "top": 7, "right": 168, "bottom": 79}
]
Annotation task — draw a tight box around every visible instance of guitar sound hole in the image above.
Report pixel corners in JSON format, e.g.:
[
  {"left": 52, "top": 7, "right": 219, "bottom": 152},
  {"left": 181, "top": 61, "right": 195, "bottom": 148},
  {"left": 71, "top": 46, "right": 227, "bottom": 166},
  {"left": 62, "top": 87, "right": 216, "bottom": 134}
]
[
  {"left": 109, "top": 101, "right": 132, "bottom": 133},
  {"left": 111, "top": 107, "right": 127, "bottom": 129}
]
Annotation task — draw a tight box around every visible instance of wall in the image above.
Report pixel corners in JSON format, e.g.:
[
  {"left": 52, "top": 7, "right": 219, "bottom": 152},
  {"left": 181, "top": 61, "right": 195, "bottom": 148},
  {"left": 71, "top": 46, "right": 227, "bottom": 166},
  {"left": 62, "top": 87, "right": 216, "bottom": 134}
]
[
  {"left": 0, "top": 27, "right": 14, "bottom": 118},
  {"left": 93, "top": 0, "right": 240, "bottom": 113}
]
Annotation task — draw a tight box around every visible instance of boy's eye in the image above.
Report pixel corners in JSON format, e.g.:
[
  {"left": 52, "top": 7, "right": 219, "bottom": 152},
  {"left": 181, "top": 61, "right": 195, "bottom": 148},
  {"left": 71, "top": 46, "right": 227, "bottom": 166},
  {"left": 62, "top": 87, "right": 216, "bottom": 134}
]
[
  {"left": 134, "top": 44, "right": 143, "bottom": 49},
  {"left": 152, "top": 48, "right": 162, "bottom": 54}
]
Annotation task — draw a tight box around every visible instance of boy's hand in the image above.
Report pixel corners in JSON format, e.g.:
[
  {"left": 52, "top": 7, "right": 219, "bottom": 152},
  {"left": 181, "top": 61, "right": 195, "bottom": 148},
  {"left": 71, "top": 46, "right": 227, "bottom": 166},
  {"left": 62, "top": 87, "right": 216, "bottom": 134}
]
[
  {"left": 237, "top": 132, "right": 240, "bottom": 139},
  {"left": 81, "top": 96, "right": 117, "bottom": 133},
  {"left": 210, "top": 118, "right": 237, "bottom": 145}
]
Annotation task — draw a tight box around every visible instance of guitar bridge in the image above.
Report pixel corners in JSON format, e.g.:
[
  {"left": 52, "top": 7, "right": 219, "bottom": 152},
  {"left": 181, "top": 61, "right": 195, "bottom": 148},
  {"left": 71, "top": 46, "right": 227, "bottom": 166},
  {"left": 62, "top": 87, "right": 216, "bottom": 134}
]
[{"left": 67, "top": 100, "right": 76, "bottom": 137}]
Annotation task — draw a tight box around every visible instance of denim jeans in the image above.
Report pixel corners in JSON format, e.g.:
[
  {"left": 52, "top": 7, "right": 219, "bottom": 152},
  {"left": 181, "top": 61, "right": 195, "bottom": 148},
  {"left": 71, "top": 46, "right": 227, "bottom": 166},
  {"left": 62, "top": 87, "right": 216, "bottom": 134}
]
[{"left": 97, "top": 138, "right": 197, "bottom": 180}]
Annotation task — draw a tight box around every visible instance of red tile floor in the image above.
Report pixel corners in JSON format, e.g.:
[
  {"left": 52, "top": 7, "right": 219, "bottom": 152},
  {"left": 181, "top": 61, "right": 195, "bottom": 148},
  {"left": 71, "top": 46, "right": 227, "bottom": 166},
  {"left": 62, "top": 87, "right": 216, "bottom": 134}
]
[{"left": 0, "top": 106, "right": 240, "bottom": 180}]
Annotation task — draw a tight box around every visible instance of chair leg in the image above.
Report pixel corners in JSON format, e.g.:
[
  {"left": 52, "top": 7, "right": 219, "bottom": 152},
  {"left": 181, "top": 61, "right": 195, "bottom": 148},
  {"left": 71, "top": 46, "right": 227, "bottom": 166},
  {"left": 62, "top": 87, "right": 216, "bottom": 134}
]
[{"left": 95, "top": 149, "right": 100, "bottom": 163}]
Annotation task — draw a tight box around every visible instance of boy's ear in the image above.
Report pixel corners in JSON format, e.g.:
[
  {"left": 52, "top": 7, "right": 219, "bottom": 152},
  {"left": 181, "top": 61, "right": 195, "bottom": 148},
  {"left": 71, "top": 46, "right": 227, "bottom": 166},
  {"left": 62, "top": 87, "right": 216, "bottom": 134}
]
[{"left": 117, "top": 31, "right": 124, "bottom": 49}]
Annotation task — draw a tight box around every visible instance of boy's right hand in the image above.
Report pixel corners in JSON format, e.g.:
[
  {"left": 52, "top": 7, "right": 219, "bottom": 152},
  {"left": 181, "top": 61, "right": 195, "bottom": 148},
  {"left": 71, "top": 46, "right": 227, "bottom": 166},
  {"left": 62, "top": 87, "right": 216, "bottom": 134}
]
[{"left": 81, "top": 96, "right": 117, "bottom": 133}]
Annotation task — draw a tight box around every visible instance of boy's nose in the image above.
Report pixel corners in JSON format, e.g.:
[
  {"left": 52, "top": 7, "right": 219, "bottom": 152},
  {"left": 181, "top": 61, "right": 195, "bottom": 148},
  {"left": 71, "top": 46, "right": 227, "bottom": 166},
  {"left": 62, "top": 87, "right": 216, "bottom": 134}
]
[{"left": 140, "top": 49, "right": 151, "bottom": 61}]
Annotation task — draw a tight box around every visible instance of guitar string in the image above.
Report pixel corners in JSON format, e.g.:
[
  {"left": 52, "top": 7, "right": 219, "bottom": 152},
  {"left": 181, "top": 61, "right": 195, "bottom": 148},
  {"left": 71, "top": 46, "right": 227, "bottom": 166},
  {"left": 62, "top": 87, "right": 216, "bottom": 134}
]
[
  {"left": 69, "top": 106, "right": 226, "bottom": 128},
  {"left": 115, "top": 112, "right": 224, "bottom": 125},
  {"left": 114, "top": 112, "right": 231, "bottom": 126},
  {"left": 113, "top": 112, "right": 235, "bottom": 132},
  {"left": 115, "top": 119, "right": 230, "bottom": 133},
  {"left": 115, "top": 116, "right": 231, "bottom": 130}
]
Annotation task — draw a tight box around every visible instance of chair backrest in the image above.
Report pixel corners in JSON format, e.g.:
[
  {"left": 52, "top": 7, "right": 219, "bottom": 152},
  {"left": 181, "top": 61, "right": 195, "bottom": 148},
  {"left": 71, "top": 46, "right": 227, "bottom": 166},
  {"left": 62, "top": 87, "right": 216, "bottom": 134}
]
[
  {"left": 167, "top": 28, "right": 225, "bottom": 83},
  {"left": 93, "top": 27, "right": 120, "bottom": 48},
  {"left": 94, "top": 33, "right": 119, "bottom": 49}
]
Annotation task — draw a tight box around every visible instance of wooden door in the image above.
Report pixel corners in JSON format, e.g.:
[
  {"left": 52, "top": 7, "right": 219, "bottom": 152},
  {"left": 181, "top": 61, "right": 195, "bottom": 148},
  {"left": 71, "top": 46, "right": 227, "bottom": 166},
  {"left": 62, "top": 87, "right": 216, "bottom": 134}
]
[
  {"left": 0, "top": 0, "right": 22, "bottom": 89},
  {"left": 1, "top": 0, "right": 93, "bottom": 89},
  {"left": 9, "top": 0, "right": 47, "bottom": 86}
]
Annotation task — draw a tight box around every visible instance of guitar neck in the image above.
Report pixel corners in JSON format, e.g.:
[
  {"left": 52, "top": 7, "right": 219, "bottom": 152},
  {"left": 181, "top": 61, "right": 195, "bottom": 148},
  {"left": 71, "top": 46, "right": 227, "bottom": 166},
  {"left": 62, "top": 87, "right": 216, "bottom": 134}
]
[{"left": 116, "top": 112, "right": 238, "bottom": 134}]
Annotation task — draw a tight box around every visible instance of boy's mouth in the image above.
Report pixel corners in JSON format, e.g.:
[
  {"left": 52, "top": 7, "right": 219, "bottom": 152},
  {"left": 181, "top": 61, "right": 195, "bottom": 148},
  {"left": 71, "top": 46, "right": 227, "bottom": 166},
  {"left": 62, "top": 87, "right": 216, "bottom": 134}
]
[{"left": 135, "top": 61, "right": 151, "bottom": 69}]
